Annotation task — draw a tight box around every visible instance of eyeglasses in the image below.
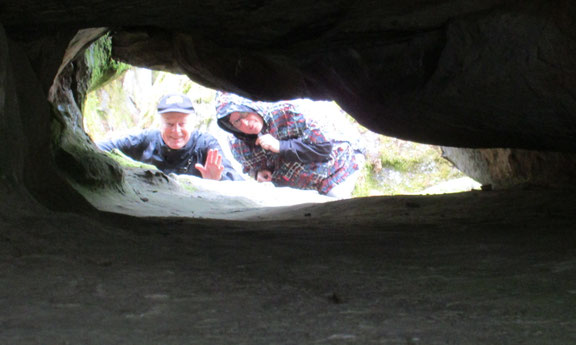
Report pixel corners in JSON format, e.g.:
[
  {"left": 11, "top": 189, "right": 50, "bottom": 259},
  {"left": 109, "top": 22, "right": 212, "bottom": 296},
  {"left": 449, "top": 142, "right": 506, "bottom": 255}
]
[{"left": 230, "top": 112, "right": 251, "bottom": 129}]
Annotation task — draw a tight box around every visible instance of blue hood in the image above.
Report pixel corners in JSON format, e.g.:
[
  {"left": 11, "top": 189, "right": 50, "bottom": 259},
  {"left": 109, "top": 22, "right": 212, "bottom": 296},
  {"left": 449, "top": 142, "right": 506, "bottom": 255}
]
[{"left": 215, "top": 92, "right": 266, "bottom": 141}]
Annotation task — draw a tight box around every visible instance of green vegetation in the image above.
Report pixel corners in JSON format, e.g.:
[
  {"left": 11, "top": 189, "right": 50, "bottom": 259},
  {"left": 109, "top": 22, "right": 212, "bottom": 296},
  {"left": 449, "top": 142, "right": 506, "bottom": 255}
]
[
  {"left": 352, "top": 161, "right": 381, "bottom": 197},
  {"left": 353, "top": 137, "right": 465, "bottom": 196}
]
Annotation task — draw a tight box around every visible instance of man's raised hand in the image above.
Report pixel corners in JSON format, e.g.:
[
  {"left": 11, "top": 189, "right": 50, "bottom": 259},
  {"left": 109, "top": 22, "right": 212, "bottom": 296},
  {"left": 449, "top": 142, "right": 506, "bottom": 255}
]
[{"left": 195, "top": 149, "right": 224, "bottom": 180}]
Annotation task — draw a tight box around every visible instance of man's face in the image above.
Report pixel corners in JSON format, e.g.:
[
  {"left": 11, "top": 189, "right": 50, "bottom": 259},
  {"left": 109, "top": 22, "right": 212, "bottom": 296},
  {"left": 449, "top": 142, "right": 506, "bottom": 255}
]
[
  {"left": 229, "top": 111, "right": 264, "bottom": 135},
  {"left": 160, "top": 112, "right": 192, "bottom": 149}
]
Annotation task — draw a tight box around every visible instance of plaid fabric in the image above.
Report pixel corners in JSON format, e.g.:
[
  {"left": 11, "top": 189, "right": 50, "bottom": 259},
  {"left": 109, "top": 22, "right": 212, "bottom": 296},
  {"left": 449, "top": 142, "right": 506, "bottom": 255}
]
[{"left": 223, "top": 97, "right": 359, "bottom": 194}]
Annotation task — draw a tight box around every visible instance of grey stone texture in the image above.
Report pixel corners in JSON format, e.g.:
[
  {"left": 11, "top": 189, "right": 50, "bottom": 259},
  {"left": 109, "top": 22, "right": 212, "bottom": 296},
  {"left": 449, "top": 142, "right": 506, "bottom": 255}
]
[{"left": 1, "top": 1, "right": 576, "bottom": 343}]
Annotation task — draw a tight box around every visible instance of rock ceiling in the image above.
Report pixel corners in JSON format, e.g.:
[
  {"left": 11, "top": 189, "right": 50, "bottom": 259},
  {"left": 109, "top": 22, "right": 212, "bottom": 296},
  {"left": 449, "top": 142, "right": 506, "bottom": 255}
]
[{"left": 3, "top": 0, "right": 576, "bottom": 151}]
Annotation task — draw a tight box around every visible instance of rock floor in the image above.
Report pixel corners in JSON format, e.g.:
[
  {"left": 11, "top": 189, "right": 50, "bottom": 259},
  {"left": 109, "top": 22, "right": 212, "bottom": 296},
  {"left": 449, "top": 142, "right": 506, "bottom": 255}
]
[{"left": 1, "top": 185, "right": 575, "bottom": 344}]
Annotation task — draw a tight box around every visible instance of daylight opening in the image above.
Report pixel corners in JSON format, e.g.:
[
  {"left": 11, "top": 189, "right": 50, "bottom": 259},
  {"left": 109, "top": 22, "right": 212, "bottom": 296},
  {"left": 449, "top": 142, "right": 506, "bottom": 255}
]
[{"left": 83, "top": 65, "right": 479, "bottom": 204}]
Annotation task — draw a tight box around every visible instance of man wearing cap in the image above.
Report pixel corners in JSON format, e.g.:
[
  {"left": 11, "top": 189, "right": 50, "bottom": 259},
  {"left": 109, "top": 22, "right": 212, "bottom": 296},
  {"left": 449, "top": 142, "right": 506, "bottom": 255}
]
[{"left": 97, "top": 93, "right": 244, "bottom": 181}]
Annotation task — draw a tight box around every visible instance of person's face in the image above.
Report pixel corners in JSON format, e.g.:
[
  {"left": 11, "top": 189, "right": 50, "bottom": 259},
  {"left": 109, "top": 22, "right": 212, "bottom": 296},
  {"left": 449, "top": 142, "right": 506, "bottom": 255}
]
[
  {"left": 160, "top": 112, "right": 192, "bottom": 149},
  {"left": 228, "top": 111, "right": 264, "bottom": 135}
]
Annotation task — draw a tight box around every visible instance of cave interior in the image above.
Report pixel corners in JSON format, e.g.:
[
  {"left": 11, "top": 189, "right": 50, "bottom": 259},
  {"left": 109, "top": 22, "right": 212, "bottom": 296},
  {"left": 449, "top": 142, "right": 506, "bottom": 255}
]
[{"left": 1, "top": 1, "right": 576, "bottom": 343}]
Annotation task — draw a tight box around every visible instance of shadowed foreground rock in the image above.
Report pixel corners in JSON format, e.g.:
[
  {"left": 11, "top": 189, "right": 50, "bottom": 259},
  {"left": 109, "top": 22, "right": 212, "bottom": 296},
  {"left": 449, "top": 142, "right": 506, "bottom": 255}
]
[{"left": 1, "top": 187, "right": 575, "bottom": 344}]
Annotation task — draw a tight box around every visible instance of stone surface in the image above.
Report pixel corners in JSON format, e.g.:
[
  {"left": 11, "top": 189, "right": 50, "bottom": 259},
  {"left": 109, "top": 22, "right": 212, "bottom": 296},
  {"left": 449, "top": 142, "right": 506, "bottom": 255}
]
[
  {"left": 1, "top": 186, "right": 576, "bottom": 344},
  {"left": 2, "top": 1, "right": 576, "bottom": 343},
  {"left": 0, "top": 24, "right": 94, "bottom": 213},
  {"left": 2, "top": 1, "right": 576, "bottom": 151},
  {"left": 442, "top": 147, "right": 576, "bottom": 189}
]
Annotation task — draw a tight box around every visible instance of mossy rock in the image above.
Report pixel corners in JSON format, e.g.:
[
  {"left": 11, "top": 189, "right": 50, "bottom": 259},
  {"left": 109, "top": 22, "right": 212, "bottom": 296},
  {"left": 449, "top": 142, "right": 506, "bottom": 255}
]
[
  {"left": 106, "top": 149, "right": 158, "bottom": 171},
  {"left": 84, "top": 34, "right": 130, "bottom": 94}
]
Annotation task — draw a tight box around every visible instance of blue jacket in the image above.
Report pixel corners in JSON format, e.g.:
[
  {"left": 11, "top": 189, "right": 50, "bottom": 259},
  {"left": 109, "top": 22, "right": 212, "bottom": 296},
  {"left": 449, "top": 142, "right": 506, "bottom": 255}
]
[{"left": 97, "top": 129, "right": 244, "bottom": 181}]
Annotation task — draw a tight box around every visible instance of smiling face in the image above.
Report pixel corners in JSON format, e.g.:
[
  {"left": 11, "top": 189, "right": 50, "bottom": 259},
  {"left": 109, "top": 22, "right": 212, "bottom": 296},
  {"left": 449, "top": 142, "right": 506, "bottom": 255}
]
[
  {"left": 228, "top": 111, "right": 264, "bottom": 135},
  {"left": 160, "top": 112, "right": 192, "bottom": 149}
]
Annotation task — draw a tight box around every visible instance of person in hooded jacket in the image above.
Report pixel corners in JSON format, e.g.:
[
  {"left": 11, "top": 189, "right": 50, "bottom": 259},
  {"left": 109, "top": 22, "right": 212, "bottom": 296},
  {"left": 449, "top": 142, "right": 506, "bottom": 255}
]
[
  {"left": 97, "top": 93, "right": 244, "bottom": 181},
  {"left": 215, "top": 92, "right": 362, "bottom": 198}
]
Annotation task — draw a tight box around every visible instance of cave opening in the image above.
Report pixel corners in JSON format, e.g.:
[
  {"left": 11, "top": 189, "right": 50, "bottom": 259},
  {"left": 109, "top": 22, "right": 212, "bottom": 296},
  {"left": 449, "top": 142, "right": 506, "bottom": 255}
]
[
  {"left": 50, "top": 30, "right": 480, "bottom": 220},
  {"left": 84, "top": 65, "right": 479, "bottom": 195}
]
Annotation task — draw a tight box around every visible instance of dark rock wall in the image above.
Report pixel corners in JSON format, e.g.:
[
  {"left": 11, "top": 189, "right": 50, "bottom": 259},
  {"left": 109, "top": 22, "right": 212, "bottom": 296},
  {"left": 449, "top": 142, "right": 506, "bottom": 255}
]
[
  {"left": 442, "top": 147, "right": 576, "bottom": 189},
  {"left": 4, "top": 0, "right": 565, "bottom": 150},
  {"left": 48, "top": 29, "right": 125, "bottom": 192},
  {"left": 0, "top": 24, "right": 95, "bottom": 213},
  {"left": 0, "top": 25, "right": 30, "bottom": 207},
  {"left": 1, "top": 0, "right": 576, "bottom": 215}
]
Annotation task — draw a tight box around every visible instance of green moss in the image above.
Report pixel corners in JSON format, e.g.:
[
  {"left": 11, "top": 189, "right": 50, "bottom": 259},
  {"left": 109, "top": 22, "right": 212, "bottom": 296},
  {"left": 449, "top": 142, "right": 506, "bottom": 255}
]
[
  {"left": 105, "top": 149, "right": 158, "bottom": 170},
  {"left": 53, "top": 108, "right": 125, "bottom": 190},
  {"left": 177, "top": 179, "right": 198, "bottom": 194},
  {"left": 84, "top": 34, "right": 130, "bottom": 93}
]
